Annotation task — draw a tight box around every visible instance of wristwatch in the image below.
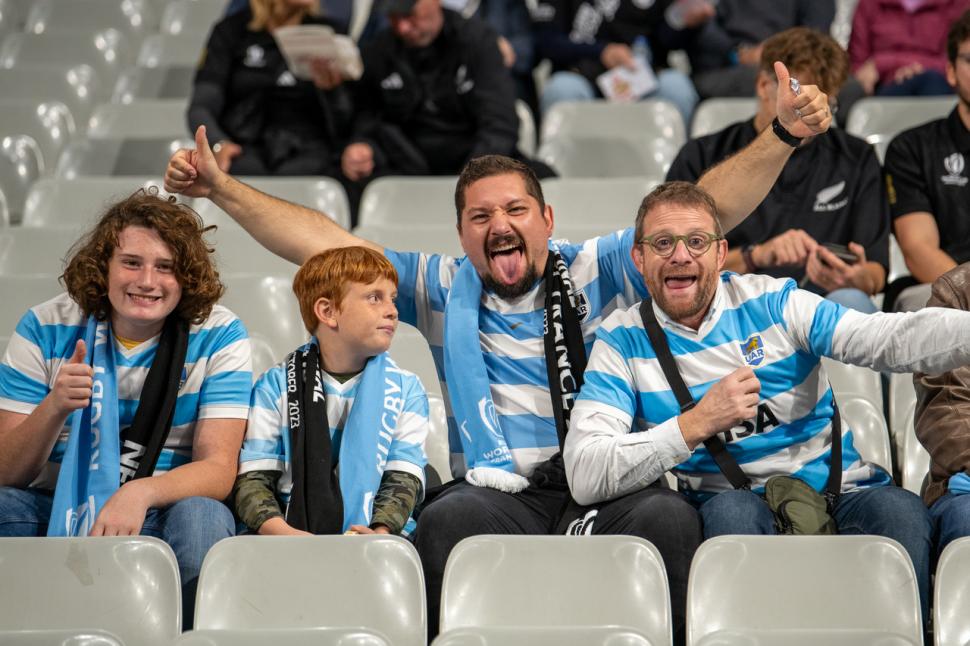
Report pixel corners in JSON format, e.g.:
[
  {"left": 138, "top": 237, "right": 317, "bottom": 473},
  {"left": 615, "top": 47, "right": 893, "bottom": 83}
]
[
  {"left": 742, "top": 244, "right": 759, "bottom": 272},
  {"left": 771, "top": 117, "right": 802, "bottom": 148}
]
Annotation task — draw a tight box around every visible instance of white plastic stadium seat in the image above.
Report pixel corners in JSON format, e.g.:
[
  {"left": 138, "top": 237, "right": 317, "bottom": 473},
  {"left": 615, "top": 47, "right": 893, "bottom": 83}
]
[
  {"left": 425, "top": 393, "right": 451, "bottom": 483},
  {"left": 0, "top": 134, "right": 43, "bottom": 224},
  {"left": 888, "top": 372, "right": 931, "bottom": 496},
  {"left": 0, "top": 629, "right": 124, "bottom": 646},
  {"left": 175, "top": 628, "right": 391, "bottom": 646},
  {"left": 433, "top": 627, "right": 654, "bottom": 646},
  {"left": 686, "top": 535, "right": 922, "bottom": 645},
  {"left": 538, "top": 134, "right": 679, "bottom": 179},
  {"left": 0, "top": 275, "right": 63, "bottom": 336},
  {"left": 160, "top": 0, "right": 227, "bottom": 38},
  {"left": 209, "top": 229, "right": 295, "bottom": 277},
  {"left": 438, "top": 535, "right": 671, "bottom": 644},
  {"left": 193, "top": 176, "right": 352, "bottom": 231},
  {"left": 194, "top": 535, "right": 426, "bottom": 646},
  {"left": 219, "top": 274, "right": 307, "bottom": 377},
  {"left": 25, "top": 0, "right": 158, "bottom": 48},
  {"left": 113, "top": 65, "right": 195, "bottom": 102},
  {"left": 0, "top": 228, "right": 79, "bottom": 275},
  {"left": 821, "top": 358, "right": 892, "bottom": 474},
  {"left": 690, "top": 98, "right": 758, "bottom": 139},
  {"left": 516, "top": 99, "right": 536, "bottom": 157},
  {"left": 55, "top": 136, "right": 194, "bottom": 178},
  {"left": 934, "top": 537, "right": 970, "bottom": 646},
  {"left": 0, "top": 30, "right": 133, "bottom": 93},
  {"left": 541, "top": 100, "right": 686, "bottom": 149},
  {"left": 22, "top": 176, "right": 179, "bottom": 230},
  {"left": 87, "top": 99, "right": 189, "bottom": 139},
  {"left": 0, "top": 65, "right": 105, "bottom": 130},
  {"left": 357, "top": 176, "right": 458, "bottom": 228},
  {"left": 0, "top": 100, "right": 76, "bottom": 175},
  {"left": 0, "top": 537, "right": 181, "bottom": 646},
  {"left": 888, "top": 234, "right": 909, "bottom": 284},
  {"left": 846, "top": 96, "right": 958, "bottom": 161},
  {"left": 541, "top": 177, "right": 656, "bottom": 231},
  {"left": 138, "top": 33, "right": 206, "bottom": 68}
]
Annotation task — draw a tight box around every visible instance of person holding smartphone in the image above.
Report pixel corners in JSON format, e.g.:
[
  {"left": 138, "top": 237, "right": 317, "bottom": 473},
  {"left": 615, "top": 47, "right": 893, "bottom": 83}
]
[{"left": 668, "top": 27, "right": 888, "bottom": 313}]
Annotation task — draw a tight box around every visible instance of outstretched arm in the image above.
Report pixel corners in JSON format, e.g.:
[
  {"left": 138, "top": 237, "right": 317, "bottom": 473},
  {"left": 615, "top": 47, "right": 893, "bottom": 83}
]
[
  {"left": 165, "top": 126, "right": 381, "bottom": 265},
  {"left": 698, "top": 61, "right": 834, "bottom": 232}
]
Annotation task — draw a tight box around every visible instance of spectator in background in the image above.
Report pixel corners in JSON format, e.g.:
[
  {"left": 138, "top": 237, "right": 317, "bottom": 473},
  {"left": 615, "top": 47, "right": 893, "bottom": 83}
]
[
  {"left": 532, "top": 0, "right": 709, "bottom": 125},
  {"left": 668, "top": 28, "right": 888, "bottom": 313},
  {"left": 884, "top": 10, "right": 970, "bottom": 311},
  {"left": 188, "top": 0, "right": 355, "bottom": 178},
  {"left": 340, "top": 0, "right": 551, "bottom": 191},
  {"left": 849, "top": 0, "right": 969, "bottom": 97},
  {"left": 686, "top": 0, "right": 834, "bottom": 99},
  {"left": 442, "top": 0, "right": 539, "bottom": 116},
  {"left": 0, "top": 190, "right": 252, "bottom": 629}
]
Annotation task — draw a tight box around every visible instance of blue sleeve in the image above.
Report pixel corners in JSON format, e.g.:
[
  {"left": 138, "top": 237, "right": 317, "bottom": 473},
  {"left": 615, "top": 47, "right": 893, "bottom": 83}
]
[
  {"left": 240, "top": 365, "right": 287, "bottom": 466},
  {"left": 197, "top": 317, "right": 253, "bottom": 409},
  {"left": 596, "top": 228, "right": 648, "bottom": 301}
]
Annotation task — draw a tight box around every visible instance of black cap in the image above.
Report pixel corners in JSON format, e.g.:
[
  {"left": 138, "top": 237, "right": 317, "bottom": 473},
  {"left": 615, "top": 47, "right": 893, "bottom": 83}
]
[{"left": 379, "top": 0, "right": 417, "bottom": 14}]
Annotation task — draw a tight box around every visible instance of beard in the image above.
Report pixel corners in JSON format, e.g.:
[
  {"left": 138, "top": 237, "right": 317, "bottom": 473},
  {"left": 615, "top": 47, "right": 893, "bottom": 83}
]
[
  {"left": 481, "top": 232, "right": 541, "bottom": 298},
  {"left": 645, "top": 265, "right": 718, "bottom": 325}
]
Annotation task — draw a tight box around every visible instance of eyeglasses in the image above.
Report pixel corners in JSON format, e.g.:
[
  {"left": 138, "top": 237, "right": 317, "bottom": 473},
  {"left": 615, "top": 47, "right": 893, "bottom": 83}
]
[{"left": 638, "top": 231, "right": 722, "bottom": 258}]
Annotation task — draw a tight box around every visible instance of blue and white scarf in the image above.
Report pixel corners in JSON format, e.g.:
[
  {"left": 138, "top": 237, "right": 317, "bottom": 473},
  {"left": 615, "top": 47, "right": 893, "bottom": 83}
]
[
  {"left": 48, "top": 318, "right": 120, "bottom": 536},
  {"left": 948, "top": 472, "right": 970, "bottom": 495},
  {"left": 443, "top": 249, "right": 587, "bottom": 492}
]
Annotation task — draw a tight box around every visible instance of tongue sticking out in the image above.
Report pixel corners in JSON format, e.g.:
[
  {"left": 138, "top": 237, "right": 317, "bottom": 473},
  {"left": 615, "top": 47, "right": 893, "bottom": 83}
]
[
  {"left": 665, "top": 277, "right": 696, "bottom": 290},
  {"left": 491, "top": 249, "right": 524, "bottom": 284}
]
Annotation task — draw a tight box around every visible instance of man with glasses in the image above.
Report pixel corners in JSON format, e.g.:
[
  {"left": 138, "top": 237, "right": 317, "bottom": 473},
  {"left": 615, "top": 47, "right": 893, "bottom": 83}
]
[
  {"left": 563, "top": 180, "right": 970, "bottom": 628},
  {"left": 886, "top": 10, "right": 970, "bottom": 312},
  {"left": 668, "top": 27, "right": 888, "bottom": 314}
]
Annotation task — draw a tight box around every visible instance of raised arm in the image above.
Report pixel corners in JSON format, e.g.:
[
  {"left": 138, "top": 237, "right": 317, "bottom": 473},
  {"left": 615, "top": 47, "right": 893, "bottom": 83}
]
[
  {"left": 698, "top": 61, "right": 833, "bottom": 232},
  {"left": 165, "top": 126, "right": 381, "bottom": 265}
]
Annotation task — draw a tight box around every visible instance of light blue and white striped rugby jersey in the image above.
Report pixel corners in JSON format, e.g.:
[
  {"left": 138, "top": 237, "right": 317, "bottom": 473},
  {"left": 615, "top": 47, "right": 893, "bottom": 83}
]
[
  {"left": 385, "top": 227, "right": 649, "bottom": 477},
  {"left": 577, "top": 272, "right": 892, "bottom": 501},
  {"left": 0, "top": 293, "right": 253, "bottom": 490},
  {"left": 239, "top": 346, "right": 428, "bottom": 502}
]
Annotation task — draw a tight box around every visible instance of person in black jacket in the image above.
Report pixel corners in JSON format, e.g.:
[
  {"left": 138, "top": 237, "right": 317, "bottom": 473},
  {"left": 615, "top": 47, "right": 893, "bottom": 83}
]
[
  {"left": 188, "top": 0, "right": 355, "bottom": 178},
  {"left": 340, "top": 0, "right": 544, "bottom": 185},
  {"left": 667, "top": 27, "right": 889, "bottom": 313}
]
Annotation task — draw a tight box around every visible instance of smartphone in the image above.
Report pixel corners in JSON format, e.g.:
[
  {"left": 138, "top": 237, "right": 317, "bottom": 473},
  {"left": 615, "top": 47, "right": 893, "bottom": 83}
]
[{"left": 820, "top": 242, "right": 859, "bottom": 265}]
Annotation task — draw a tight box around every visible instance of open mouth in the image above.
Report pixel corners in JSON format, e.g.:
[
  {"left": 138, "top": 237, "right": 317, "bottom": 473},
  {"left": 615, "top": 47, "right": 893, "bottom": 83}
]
[
  {"left": 663, "top": 275, "right": 697, "bottom": 292},
  {"left": 487, "top": 237, "right": 525, "bottom": 284},
  {"left": 128, "top": 293, "right": 162, "bottom": 305}
]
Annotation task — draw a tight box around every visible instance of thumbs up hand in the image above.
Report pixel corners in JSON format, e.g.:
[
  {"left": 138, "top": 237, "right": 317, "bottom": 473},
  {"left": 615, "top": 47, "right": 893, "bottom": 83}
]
[
  {"left": 50, "top": 339, "right": 94, "bottom": 414},
  {"left": 164, "top": 125, "right": 226, "bottom": 198},
  {"left": 773, "top": 61, "right": 833, "bottom": 140}
]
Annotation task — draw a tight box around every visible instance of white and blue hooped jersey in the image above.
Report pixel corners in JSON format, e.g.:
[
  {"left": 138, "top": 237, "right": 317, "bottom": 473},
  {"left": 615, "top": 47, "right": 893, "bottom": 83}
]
[
  {"left": 577, "top": 272, "right": 892, "bottom": 500},
  {"left": 0, "top": 293, "right": 253, "bottom": 490},
  {"left": 385, "top": 227, "right": 648, "bottom": 477},
  {"left": 239, "top": 348, "right": 428, "bottom": 502}
]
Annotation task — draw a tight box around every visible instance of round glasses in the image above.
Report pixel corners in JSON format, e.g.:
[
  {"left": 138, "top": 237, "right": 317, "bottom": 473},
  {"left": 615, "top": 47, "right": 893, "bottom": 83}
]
[{"left": 638, "top": 231, "right": 722, "bottom": 258}]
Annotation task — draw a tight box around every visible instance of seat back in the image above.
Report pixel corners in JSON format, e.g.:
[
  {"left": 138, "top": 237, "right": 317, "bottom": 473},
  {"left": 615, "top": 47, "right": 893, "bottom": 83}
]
[
  {"left": 516, "top": 99, "right": 536, "bottom": 157},
  {"left": 821, "top": 358, "right": 892, "bottom": 473},
  {"left": 87, "top": 99, "right": 189, "bottom": 138},
  {"left": 440, "top": 535, "right": 671, "bottom": 643},
  {"left": 357, "top": 176, "right": 458, "bottom": 228},
  {"left": 160, "top": 0, "right": 226, "bottom": 38},
  {"left": 846, "top": 96, "right": 958, "bottom": 161},
  {"left": 690, "top": 98, "right": 757, "bottom": 139},
  {"left": 0, "top": 536, "right": 181, "bottom": 646},
  {"left": 888, "top": 372, "right": 930, "bottom": 496},
  {"left": 194, "top": 535, "right": 426, "bottom": 646},
  {"left": 0, "top": 274, "right": 63, "bottom": 335},
  {"left": 538, "top": 135, "right": 678, "bottom": 179},
  {"left": 22, "top": 176, "right": 180, "bottom": 229},
  {"left": 0, "top": 134, "right": 43, "bottom": 223},
  {"left": 193, "top": 176, "right": 351, "bottom": 231},
  {"left": 0, "top": 228, "right": 79, "bottom": 275},
  {"left": 934, "top": 537, "right": 970, "bottom": 646},
  {"left": 175, "top": 628, "right": 391, "bottom": 646},
  {"left": 25, "top": 0, "right": 158, "bottom": 47},
  {"left": 138, "top": 33, "right": 207, "bottom": 68},
  {"left": 352, "top": 224, "right": 464, "bottom": 258},
  {"left": 0, "top": 30, "right": 132, "bottom": 91},
  {"left": 686, "top": 535, "right": 922, "bottom": 645},
  {"left": 55, "top": 136, "right": 194, "bottom": 177},
  {"left": 0, "top": 64, "right": 104, "bottom": 128},
  {"left": 113, "top": 65, "right": 195, "bottom": 102},
  {"left": 541, "top": 177, "right": 656, "bottom": 231},
  {"left": 0, "top": 99, "right": 76, "bottom": 174},
  {"left": 541, "top": 100, "right": 686, "bottom": 148}
]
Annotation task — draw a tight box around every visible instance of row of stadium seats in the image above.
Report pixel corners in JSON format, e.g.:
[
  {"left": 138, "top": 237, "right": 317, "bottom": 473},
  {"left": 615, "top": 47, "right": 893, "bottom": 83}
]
[{"left": 5, "top": 532, "right": 970, "bottom": 645}]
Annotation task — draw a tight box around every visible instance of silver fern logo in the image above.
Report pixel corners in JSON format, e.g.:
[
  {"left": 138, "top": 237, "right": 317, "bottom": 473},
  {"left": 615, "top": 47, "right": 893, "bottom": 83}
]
[
  {"left": 813, "top": 180, "right": 849, "bottom": 212},
  {"left": 942, "top": 153, "right": 968, "bottom": 186}
]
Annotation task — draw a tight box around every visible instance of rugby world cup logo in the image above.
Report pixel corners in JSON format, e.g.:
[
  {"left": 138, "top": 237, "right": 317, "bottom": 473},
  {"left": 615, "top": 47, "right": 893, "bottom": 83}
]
[
  {"left": 740, "top": 334, "right": 766, "bottom": 367},
  {"left": 942, "top": 153, "right": 968, "bottom": 186}
]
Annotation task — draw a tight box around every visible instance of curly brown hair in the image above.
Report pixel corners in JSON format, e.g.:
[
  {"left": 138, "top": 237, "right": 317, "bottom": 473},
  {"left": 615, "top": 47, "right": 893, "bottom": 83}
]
[
  {"left": 760, "top": 27, "right": 849, "bottom": 96},
  {"left": 61, "top": 188, "right": 224, "bottom": 324}
]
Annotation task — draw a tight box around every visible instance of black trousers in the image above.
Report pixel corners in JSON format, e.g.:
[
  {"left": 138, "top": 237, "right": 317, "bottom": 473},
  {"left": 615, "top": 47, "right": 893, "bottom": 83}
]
[{"left": 413, "top": 481, "right": 700, "bottom": 644}]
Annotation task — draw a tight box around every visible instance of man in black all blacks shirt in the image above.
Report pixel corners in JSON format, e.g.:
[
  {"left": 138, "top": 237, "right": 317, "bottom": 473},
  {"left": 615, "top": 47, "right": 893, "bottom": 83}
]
[
  {"left": 668, "top": 27, "right": 889, "bottom": 313},
  {"left": 885, "top": 10, "right": 970, "bottom": 312}
]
